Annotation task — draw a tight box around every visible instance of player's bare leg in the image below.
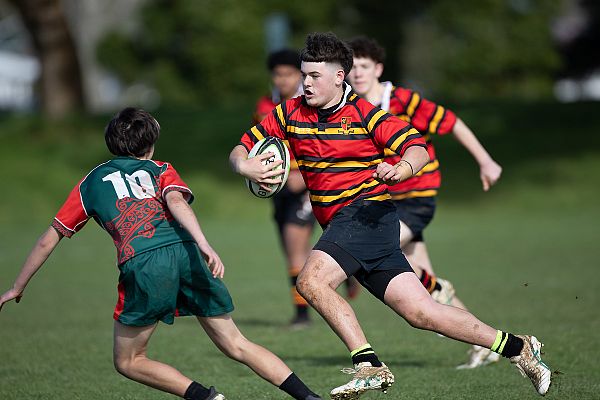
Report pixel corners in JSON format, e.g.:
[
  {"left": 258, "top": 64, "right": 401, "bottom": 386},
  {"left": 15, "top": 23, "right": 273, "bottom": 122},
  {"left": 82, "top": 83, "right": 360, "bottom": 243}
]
[
  {"left": 400, "top": 223, "right": 499, "bottom": 367},
  {"left": 198, "top": 314, "right": 292, "bottom": 385},
  {"left": 198, "top": 314, "right": 321, "bottom": 399},
  {"left": 400, "top": 221, "right": 465, "bottom": 306},
  {"left": 383, "top": 272, "right": 550, "bottom": 394},
  {"left": 198, "top": 314, "right": 320, "bottom": 400},
  {"left": 384, "top": 272, "right": 497, "bottom": 343},
  {"left": 403, "top": 240, "right": 467, "bottom": 309},
  {"left": 113, "top": 321, "right": 199, "bottom": 397},
  {"left": 297, "top": 250, "right": 368, "bottom": 350},
  {"left": 297, "top": 251, "right": 393, "bottom": 399}
]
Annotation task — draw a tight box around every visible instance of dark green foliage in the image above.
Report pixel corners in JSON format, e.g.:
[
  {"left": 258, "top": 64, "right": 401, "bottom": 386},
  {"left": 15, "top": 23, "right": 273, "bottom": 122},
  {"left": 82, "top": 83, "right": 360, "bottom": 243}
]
[{"left": 96, "top": 0, "right": 341, "bottom": 107}]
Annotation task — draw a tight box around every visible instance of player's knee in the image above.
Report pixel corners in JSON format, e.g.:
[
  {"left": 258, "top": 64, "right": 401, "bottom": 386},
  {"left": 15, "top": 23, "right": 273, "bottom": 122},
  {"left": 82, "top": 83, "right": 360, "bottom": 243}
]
[
  {"left": 113, "top": 355, "right": 134, "bottom": 377},
  {"left": 296, "top": 274, "right": 316, "bottom": 301},
  {"left": 218, "top": 335, "right": 247, "bottom": 361}
]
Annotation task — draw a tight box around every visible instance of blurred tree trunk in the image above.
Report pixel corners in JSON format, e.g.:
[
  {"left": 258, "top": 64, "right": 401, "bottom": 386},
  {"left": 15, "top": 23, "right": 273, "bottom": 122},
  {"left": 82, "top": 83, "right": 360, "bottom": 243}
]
[{"left": 9, "top": 0, "right": 84, "bottom": 117}]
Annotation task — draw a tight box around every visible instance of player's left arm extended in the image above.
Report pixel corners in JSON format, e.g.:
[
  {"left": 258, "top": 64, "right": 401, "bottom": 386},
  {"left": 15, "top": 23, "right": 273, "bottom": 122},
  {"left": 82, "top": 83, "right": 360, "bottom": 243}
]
[
  {"left": 452, "top": 118, "right": 502, "bottom": 191},
  {"left": 165, "top": 190, "right": 224, "bottom": 278},
  {"left": 0, "top": 226, "right": 63, "bottom": 311}
]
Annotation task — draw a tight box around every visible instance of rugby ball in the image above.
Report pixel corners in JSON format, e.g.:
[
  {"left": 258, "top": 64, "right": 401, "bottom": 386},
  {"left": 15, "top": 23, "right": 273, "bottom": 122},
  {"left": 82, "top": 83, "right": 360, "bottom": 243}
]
[{"left": 245, "top": 137, "right": 290, "bottom": 198}]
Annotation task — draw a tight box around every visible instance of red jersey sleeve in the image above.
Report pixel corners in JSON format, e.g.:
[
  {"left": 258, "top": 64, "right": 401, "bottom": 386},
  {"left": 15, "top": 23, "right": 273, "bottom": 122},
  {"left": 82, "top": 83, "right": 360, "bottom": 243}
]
[
  {"left": 52, "top": 181, "right": 89, "bottom": 238},
  {"left": 392, "top": 87, "right": 457, "bottom": 135},
  {"left": 253, "top": 96, "right": 276, "bottom": 125},
  {"left": 159, "top": 163, "right": 194, "bottom": 204},
  {"left": 240, "top": 101, "right": 290, "bottom": 152},
  {"left": 360, "top": 99, "right": 426, "bottom": 156}
]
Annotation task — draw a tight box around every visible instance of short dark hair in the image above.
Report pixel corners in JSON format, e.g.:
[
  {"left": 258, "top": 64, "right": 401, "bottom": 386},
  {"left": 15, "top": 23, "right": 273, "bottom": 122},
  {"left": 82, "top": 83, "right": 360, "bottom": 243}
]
[
  {"left": 105, "top": 107, "right": 160, "bottom": 157},
  {"left": 300, "top": 32, "right": 353, "bottom": 76},
  {"left": 267, "top": 48, "right": 301, "bottom": 71},
  {"left": 347, "top": 36, "right": 386, "bottom": 64}
]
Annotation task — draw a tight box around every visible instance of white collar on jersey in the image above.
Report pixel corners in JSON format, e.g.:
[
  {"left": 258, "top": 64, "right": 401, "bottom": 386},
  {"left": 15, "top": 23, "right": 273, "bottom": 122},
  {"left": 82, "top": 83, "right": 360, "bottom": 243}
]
[
  {"left": 329, "top": 82, "right": 353, "bottom": 114},
  {"left": 271, "top": 82, "right": 304, "bottom": 104},
  {"left": 379, "top": 81, "right": 393, "bottom": 112}
]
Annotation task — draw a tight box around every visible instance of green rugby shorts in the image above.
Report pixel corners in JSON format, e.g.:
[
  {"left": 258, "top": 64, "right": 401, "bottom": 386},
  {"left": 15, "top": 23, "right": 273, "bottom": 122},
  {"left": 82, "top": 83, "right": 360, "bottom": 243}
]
[{"left": 113, "top": 241, "right": 234, "bottom": 326}]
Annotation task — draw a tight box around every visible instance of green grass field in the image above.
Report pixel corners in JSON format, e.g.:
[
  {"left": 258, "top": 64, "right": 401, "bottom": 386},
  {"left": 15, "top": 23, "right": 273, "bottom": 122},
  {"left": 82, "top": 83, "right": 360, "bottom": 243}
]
[{"left": 0, "top": 101, "right": 599, "bottom": 399}]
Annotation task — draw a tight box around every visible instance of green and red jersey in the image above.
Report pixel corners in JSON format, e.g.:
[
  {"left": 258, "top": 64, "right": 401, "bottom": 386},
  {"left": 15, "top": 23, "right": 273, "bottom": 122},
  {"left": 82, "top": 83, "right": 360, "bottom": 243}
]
[
  {"left": 240, "top": 83, "right": 426, "bottom": 227},
  {"left": 52, "top": 157, "right": 194, "bottom": 265},
  {"left": 379, "top": 82, "right": 457, "bottom": 199}
]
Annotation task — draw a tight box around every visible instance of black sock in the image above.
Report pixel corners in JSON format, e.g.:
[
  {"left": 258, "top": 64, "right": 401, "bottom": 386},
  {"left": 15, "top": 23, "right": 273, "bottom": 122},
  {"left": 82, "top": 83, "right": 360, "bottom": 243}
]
[
  {"left": 184, "top": 381, "right": 211, "bottom": 400},
  {"left": 503, "top": 334, "right": 525, "bottom": 358},
  {"left": 351, "top": 344, "right": 383, "bottom": 367},
  {"left": 279, "top": 373, "right": 317, "bottom": 400},
  {"left": 490, "top": 331, "right": 525, "bottom": 358},
  {"left": 296, "top": 304, "right": 309, "bottom": 318}
]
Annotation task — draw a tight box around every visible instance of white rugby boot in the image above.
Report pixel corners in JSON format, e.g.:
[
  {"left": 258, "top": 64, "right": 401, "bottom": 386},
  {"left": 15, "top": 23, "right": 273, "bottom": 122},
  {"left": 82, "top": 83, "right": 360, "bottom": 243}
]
[
  {"left": 329, "top": 362, "right": 394, "bottom": 399},
  {"left": 456, "top": 345, "right": 501, "bottom": 369},
  {"left": 510, "top": 335, "right": 552, "bottom": 396},
  {"left": 430, "top": 278, "right": 455, "bottom": 305}
]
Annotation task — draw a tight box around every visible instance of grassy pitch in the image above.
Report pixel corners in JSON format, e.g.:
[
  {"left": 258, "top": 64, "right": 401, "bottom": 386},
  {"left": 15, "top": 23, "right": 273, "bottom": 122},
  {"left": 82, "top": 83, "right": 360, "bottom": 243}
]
[{"left": 0, "top": 102, "right": 598, "bottom": 399}]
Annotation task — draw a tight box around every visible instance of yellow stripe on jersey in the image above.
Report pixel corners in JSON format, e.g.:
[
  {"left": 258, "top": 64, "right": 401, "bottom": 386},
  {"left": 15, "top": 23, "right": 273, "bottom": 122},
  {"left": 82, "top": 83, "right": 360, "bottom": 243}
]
[
  {"left": 276, "top": 104, "right": 286, "bottom": 128},
  {"left": 367, "top": 109, "right": 387, "bottom": 132},
  {"left": 364, "top": 193, "right": 392, "bottom": 201},
  {"left": 297, "top": 158, "right": 382, "bottom": 170},
  {"left": 415, "top": 159, "right": 439, "bottom": 176},
  {"left": 310, "top": 180, "right": 380, "bottom": 203},
  {"left": 250, "top": 126, "right": 265, "bottom": 141},
  {"left": 384, "top": 148, "right": 395, "bottom": 157},
  {"left": 349, "top": 93, "right": 358, "bottom": 101},
  {"left": 428, "top": 106, "right": 445, "bottom": 133},
  {"left": 390, "top": 189, "right": 438, "bottom": 200},
  {"left": 287, "top": 126, "right": 368, "bottom": 135},
  {"left": 407, "top": 93, "right": 421, "bottom": 117},
  {"left": 388, "top": 128, "right": 420, "bottom": 152},
  {"left": 289, "top": 159, "right": 299, "bottom": 170}
]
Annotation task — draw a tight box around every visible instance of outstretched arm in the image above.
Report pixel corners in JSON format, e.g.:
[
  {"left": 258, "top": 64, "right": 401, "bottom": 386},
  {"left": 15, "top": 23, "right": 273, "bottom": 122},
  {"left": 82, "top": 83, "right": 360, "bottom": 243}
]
[
  {"left": 0, "top": 226, "right": 63, "bottom": 311},
  {"left": 452, "top": 118, "right": 502, "bottom": 191},
  {"left": 165, "top": 190, "right": 224, "bottom": 278}
]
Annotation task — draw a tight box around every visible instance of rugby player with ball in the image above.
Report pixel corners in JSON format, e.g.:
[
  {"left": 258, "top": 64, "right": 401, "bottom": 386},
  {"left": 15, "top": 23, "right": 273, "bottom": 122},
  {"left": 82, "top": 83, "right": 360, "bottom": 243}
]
[{"left": 230, "top": 32, "right": 551, "bottom": 399}]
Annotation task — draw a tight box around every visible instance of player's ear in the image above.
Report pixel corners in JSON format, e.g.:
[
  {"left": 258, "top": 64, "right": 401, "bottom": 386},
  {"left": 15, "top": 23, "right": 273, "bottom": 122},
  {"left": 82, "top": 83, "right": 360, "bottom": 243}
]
[
  {"left": 375, "top": 63, "right": 384, "bottom": 79},
  {"left": 335, "top": 69, "right": 345, "bottom": 86}
]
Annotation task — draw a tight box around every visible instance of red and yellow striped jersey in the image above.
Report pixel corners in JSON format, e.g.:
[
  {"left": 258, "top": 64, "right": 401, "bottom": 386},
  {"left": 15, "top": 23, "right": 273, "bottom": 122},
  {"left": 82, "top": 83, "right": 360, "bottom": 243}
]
[
  {"left": 253, "top": 94, "right": 300, "bottom": 170},
  {"left": 240, "top": 84, "right": 426, "bottom": 227},
  {"left": 382, "top": 84, "right": 457, "bottom": 200}
]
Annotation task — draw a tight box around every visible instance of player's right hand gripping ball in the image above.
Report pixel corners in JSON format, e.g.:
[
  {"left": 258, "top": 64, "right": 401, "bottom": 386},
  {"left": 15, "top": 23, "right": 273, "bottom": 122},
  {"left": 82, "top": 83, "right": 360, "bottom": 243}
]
[{"left": 245, "top": 137, "right": 290, "bottom": 198}]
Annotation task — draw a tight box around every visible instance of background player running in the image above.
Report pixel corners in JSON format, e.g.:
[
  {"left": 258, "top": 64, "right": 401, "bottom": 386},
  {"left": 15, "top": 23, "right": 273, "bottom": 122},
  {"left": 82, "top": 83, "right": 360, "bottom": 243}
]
[
  {"left": 347, "top": 36, "right": 504, "bottom": 369},
  {"left": 0, "top": 108, "right": 321, "bottom": 400}
]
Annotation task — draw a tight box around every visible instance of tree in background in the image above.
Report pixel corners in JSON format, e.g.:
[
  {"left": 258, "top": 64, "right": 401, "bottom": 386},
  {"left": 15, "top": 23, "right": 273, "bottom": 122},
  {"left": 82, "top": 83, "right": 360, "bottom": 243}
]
[
  {"left": 401, "top": 0, "right": 562, "bottom": 100},
  {"left": 96, "top": 0, "right": 563, "bottom": 107},
  {"left": 8, "top": 0, "right": 84, "bottom": 117},
  {"left": 96, "top": 0, "right": 340, "bottom": 107}
]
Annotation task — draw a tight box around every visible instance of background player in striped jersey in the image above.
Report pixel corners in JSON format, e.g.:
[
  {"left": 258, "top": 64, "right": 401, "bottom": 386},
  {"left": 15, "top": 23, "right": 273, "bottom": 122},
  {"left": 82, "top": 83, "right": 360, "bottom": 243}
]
[
  {"left": 254, "top": 49, "right": 360, "bottom": 329},
  {"left": 0, "top": 108, "right": 321, "bottom": 400},
  {"left": 230, "top": 32, "right": 551, "bottom": 399},
  {"left": 347, "top": 36, "right": 503, "bottom": 369}
]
